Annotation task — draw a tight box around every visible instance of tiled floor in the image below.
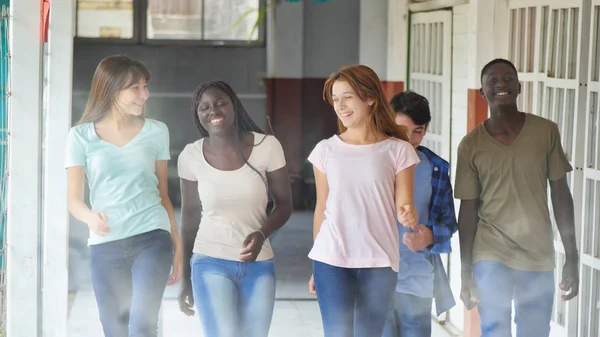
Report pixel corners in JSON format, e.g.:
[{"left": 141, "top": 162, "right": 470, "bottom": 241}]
[{"left": 67, "top": 211, "right": 454, "bottom": 336}]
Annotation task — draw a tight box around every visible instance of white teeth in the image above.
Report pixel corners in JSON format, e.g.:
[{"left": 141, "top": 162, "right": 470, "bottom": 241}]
[
  {"left": 497, "top": 92, "right": 508, "bottom": 96},
  {"left": 340, "top": 112, "right": 353, "bottom": 117},
  {"left": 210, "top": 118, "right": 223, "bottom": 125}
]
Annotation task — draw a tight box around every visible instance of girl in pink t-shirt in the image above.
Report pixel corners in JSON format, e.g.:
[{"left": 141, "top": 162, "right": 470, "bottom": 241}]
[{"left": 307, "top": 65, "right": 420, "bottom": 337}]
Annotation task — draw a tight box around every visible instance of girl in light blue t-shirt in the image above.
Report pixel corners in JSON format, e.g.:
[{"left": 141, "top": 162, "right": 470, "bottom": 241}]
[{"left": 65, "top": 56, "right": 182, "bottom": 337}]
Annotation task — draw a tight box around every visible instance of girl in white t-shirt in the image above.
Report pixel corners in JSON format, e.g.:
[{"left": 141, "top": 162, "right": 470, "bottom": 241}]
[
  {"left": 307, "top": 65, "right": 420, "bottom": 337},
  {"left": 177, "top": 81, "right": 293, "bottom": 337}
]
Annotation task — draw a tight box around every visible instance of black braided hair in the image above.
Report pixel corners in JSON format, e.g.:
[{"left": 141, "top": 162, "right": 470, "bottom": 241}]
[{"left": 190, "top": 81, "right": 274, "bottom": 213}]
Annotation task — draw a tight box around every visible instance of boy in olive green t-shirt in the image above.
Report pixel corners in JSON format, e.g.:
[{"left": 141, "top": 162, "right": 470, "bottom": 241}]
[{"left": 454, "top": 58, "right": 579, "bottom": 337}]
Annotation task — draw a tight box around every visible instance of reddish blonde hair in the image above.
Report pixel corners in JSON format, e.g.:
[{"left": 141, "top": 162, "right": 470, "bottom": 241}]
[{"left": 323, "top": 65, "right": 409, "bottom": 141}]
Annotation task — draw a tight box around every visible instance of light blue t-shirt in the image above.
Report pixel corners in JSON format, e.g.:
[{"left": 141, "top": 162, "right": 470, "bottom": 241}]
[
  {"left": 65, "top": 118, "right": 171, "bottom": 245},
  {"left": 396, "top": 150, "right": 434, "bottom": 298}
]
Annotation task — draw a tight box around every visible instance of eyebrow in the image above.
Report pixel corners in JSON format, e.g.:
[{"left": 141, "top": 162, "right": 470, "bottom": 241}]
[{"left": 332, "top": 91, "right": 354, "bottom": 97}]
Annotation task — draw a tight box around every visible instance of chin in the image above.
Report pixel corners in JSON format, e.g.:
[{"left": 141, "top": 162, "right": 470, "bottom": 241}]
[{"left": 128, "top": 110, "right": 144, "bottom": 117}]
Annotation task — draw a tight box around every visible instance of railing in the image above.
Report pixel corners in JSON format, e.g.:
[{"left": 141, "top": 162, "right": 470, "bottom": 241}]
[{"left": 0, "top": 3, "right": 10, "bottom": 337}]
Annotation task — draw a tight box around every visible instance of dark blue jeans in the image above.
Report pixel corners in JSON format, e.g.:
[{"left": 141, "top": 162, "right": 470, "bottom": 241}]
[
  {"left": 382, "top": 292, "right": 432, "bottom": 337},
  {"left": 313, "top": 261, "right": 398, "bottom": 337},
  {"left": 191, "top": 254, "right": 276, "bottom": 337},
  {"left": 90, "top": 229, "right": 172, "bottom": 337},
  {"left": 474, "top": 261, "right": 555, "bottom": 337}
]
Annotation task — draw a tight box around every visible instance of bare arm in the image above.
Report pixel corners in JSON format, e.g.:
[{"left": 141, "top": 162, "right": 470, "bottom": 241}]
[
  {"left": 458, "top": 199, "right": 479, "bottom": 275},
  {"left": 312, "top": 166, "right": 328, "bottom": 240},
  {"left": 395, "top": 165, "right": 418, "bottom": 227},
  {"left": 66, "top": 166, "right": 94, "bottom": 224},
  {"left": 260, "top": 166, "right": 293, "bottom": 237},
  {"left": 156, "top": 161, "right": 182, "bottom": 285},
  {"left": 550, "top": 176, "right": 579, "bottom": 300},
  {"left": 179, "top": 178, "right": 201, "bottom": 283},
  {"left": 458, "top": 198, "right": 479, "bottom": 309},
  {"left": 156, "top": 161, "right": 181, "bottom": 246},
  {"left": 550, "top": 177, "right": 577, "bottom": 260}
]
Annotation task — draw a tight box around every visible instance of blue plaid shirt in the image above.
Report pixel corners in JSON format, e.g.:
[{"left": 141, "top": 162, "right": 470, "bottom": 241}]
[{"left": 417, "top": 146, "right": 458, "bottom": 316}]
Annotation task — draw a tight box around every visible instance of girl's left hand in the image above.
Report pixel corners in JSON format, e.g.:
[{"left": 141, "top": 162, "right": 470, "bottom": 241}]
[
  {"left": 240, "top": 231, "right": 265, "bottom": 262},
  {"left": 168, "top": 243, "right": 183, "bottom": 286}
]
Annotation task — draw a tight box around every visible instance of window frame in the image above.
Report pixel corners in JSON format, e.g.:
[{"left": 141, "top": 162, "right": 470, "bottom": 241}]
[
  {"left": 74, "top": 0, "right": 266, "bottom": 47},
  {"left": 74, "top": 0, "right": 143, "bottom": 44}
]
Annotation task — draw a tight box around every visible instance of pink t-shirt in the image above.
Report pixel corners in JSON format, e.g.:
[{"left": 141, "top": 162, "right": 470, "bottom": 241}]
[{"left": 308, "top": 135, "right": 420, "bottom": 272}]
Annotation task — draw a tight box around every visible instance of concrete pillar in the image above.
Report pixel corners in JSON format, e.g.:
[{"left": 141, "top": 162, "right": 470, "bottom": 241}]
[
  {"left": 7, "top": 0, "right": 44, "bottom": 335},
  {"left": 41, "top": 0, "right": 75, "bottom": 336},
  {"left": 359, "top": 0, "right": 388, "bottom": 78}
]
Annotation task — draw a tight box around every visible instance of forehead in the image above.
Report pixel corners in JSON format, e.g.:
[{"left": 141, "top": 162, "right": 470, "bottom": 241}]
[
  {"left": 123, "top": 74, "right": 147, "bottom": 89},
  {"left": 484, "top": 63, "right": 518, "bottom": 79},
  {"left": 200, "top": 87, "right": 229, "bottom": 102},
  {"left": 332, "top": 80, "right": 354, "bottom": 94},
  {"left": 395, "top": 114, "right": 423, "bottom": 128}
]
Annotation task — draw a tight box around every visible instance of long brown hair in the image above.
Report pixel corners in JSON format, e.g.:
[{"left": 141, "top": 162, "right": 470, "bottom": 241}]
[
  {"left": 77, "top": 56, "right": 151, "bottom": 125},
  {"left": 323, "top": 64, "right": 409, "bottom": 141}
]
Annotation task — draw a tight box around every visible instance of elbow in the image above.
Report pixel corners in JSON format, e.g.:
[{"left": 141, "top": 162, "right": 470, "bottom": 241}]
[{"left": 275, "top": 197, "right": 293, "bottom": 219}]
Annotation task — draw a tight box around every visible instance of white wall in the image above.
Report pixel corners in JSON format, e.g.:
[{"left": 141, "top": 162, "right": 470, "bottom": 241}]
[
  {"left": 359, "top": 0, "right": 388, "bottom": 79},
  {"left": 447, "top": 5, "right": 470, "bottom": 331}
]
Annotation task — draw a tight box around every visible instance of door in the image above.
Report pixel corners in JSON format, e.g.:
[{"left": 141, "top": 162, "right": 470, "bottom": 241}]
[
  {"left": 578, "top": 2, "right": 600, "bottom": 337},
  {"left": 508, "top": 0, "right": 588, "bottom": 336},
  {"left": 408, "top": 9, "right": 453, "bottom": 321}
]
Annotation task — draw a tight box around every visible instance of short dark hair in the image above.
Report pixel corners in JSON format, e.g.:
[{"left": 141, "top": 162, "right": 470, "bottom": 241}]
[
  {"left": 389, "top": 90, "right": 431, "bottom": 126},
  {"left": 480, "top": 58, "right": 518, "bottom": 84}
]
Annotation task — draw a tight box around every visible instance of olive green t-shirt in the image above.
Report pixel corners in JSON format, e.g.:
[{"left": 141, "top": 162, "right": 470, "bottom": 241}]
[{"left": 454, "top": 113, "right": 572, "bottom": 271}]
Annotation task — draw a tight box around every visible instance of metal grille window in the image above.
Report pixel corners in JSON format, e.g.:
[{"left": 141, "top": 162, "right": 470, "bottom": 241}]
[
  {"left": 580, "top": 3, "right": 600, "bottom": 336},
  {"left": 0, "top": 2, "right": 9, "bottom": 336},
  {"left": 408, "top": 10, "right": 452, "bottom": 161}
]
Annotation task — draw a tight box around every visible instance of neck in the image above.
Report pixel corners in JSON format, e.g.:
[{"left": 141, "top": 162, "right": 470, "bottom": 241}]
[
  {"left": 343, "top": 123, "right": 377, "bottom": 144},
  {"left": 102, "top": 111, "right": 140, "bottom": 129},
  {"left": 207, "top": 129, "right": 239, "bottom": 149},
  {"left": 489, "top": 104, "right": 521, "bottom": 124}
]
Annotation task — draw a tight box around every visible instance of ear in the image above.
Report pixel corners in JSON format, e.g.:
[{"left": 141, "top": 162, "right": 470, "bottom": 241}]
[
  {"left": 479, "top": 88, "right": 485, "bottom": 98},
  {"left": 368, "top": 99, "right": 375, "bottom": 106},
  {"left": 518, "top": 82, "right": 522, "bottom": 94}
]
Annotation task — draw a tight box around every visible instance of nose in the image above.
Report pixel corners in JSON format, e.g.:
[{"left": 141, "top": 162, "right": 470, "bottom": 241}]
[
  {"left": 496, "top": 78, "right": 508, "bottom": 89},
  {"left": 140, "top": 87, "right": 149, "bottom": 100}
]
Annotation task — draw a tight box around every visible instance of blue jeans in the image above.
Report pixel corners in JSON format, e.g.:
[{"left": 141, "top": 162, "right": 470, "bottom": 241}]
[
  {"left": 473, "top": 261, "right": 555, "bottom": 337},
  {"left": 191, "top": 254, "right": 276, "bottom": 337},
  {"left": 90, "top": 229, "right": 173, "bottom": 337},
  {"left": 382, "top": 292, "right": 432, "bottom": 337},
  {"left": 313, "top": 261, "right": 398, "bottom": 337}
]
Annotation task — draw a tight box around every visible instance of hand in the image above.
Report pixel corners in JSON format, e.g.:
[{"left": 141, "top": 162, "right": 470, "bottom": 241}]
[
  {"left": 240, "top": 231, "right": 265, "bottom": 262},
  {"left": 460, "top": 273, "right": 479, "bottom": 310},
  {"left": 308, "top": 274, "right": 316, "bottom": 295},
  {"left": 178, "top": 280, "right": 195, "bottom": 316},
  {"left": 87, "top": 212, "right": 110, "bottom": 236},
  {"left": 559, "top": 259, "right": 579, "bottom": 301},
  {"left": 403, "top": 225, "right": 433, "bottom": 252},
  {"left": 168, "top": 244, "right": 183, "bottom": 286},
  {"left": 398, "top": 204, "right": 418, "bottom": 228}
]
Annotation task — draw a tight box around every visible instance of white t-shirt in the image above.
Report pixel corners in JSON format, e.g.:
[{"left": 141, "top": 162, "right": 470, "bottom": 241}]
[
  {"left": 177, "top": 132, "right": 286, "bottom": 261},
  {"left": 308, "top": 135, "right": 420, "bottom": 272}
]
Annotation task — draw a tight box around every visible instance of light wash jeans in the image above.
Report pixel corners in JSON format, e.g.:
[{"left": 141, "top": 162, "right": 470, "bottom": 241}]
[
  {"left": 474, "top": 260, "right": 555, "bottom": 337},
  {"left": 313, "top": 260, "right": 398, "bottom": 337},
  {"left": 191, "top": 254, "right": 276, "bottom": 337},
  {"left": 90, "top": 229, "right": 172, "bottom": 337}
]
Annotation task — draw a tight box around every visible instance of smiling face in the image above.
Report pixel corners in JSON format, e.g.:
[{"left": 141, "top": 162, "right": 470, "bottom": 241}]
[
  {"left": 331, "top": 80, "right": 374, "bottom": 129},
  {"left": 196, "top": 87, "right": 236, "bottom": 136},
  {"left": 480, "top": 62, "right": 521, "bottom": 107},
  {"left": 113, "top": 79, "right": 149, "bottom": 117}
]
